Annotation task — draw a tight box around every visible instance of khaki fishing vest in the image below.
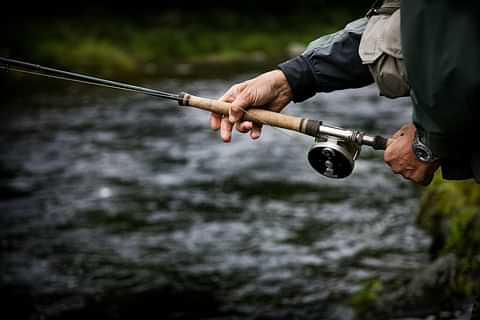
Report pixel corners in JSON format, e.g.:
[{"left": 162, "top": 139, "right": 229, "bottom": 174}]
[{"left": 358, "top": 0, "right": 409, "bottom": 98}]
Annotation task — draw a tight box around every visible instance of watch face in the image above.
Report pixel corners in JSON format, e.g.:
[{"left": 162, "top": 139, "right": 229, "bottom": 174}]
[{"left": 414, "top": 144, "right": 431, "bottom": 162}]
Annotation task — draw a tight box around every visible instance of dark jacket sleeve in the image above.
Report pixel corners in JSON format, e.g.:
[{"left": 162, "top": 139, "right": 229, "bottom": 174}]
[
  {"left": 278, "top": 18, "right": 374, "bottom": 102},
  {"left": 402, "top": 0, "right": 480, "bottom": 182}
]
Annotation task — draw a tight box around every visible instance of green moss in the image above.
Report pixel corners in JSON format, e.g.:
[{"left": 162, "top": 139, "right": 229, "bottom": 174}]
[
  {"left": 417, "top": 174, "right": 480, "bottom": 296},
  {"left": 419, "top": 176, "right": 480, "bottom": 219},
  {"left": 349, "top": 279, "right": 383, "bottom": 312},
  {"left": 452, "top": 259, "right": 479, "bottom": 296},
  {"left": 418, "top": 175, "right": 480, "bottom": 254}
]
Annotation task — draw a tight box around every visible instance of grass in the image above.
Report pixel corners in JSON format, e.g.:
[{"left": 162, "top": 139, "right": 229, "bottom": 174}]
[{"left": 2, "top": 11, "right": 354, "bottom": 78}]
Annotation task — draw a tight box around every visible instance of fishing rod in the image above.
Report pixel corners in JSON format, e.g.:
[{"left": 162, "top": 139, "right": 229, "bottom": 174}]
[{"left": 0, "top": 57, "right": 389, "bottom": 179}]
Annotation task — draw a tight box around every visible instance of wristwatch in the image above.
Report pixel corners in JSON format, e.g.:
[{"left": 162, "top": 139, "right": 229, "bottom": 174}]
[{"left": 412, "top": 131, "right": 440, "bottom": 163}]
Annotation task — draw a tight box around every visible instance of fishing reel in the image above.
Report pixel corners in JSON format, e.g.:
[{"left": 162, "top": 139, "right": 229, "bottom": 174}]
[{"left": 307, "top": 133, "right": 362, "bottom": 179}]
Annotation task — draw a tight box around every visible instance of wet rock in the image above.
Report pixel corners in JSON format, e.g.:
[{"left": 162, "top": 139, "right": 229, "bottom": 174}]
[
  {"left": 417, "top": 176, "right": 480, "bottom": 297},
  {"left": 349, "top": 176, "right": 480, "bottom": 319}
]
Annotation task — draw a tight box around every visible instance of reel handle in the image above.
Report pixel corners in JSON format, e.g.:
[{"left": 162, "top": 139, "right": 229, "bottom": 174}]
[{"left": 179, "top": 92, "right": 321, "bottom": 137}]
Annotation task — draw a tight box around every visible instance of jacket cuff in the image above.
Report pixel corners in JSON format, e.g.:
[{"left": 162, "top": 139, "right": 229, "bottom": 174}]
[{"left": 278, "top": 55, "right": 317, "bottom": 103}]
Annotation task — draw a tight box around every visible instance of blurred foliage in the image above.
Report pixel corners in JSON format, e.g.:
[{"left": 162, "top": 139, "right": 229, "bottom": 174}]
[
  {"left": 1, "top": 3, "right": 371, "bottom": 77},
  {"left": 418, "top": 175, "right": 480, "bottom": 297},
  {"left": 349, "top": 278, "right": 383, "bottom": 313}
]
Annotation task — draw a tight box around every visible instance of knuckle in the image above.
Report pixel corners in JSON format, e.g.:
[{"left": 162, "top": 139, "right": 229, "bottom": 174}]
[
  {"left": 387, "top": 161, "right": 399, "bottom": 173},
  {"left": 384, "top": 149, "right": 394, "bottom": 163},
  {"left": 391, "top": 168, "right": 402, "bottom": 174},
  {"left": 221, "top": 117, "right": 231, "bottom": 127},
  {"left": 403, "top": 171, "right": 415, "bottom": 180},
  {"left": 411, "top": 172, "right": 431, "bottom": 186},
  {"left": 240, "top": 90, "right": 253, "bottom": 103},
  {"left": 389, "top": 162, "right": 405, "bottom": 175},
  {"left": 232, "top": 82, "right": 247, "bottom": 94}
]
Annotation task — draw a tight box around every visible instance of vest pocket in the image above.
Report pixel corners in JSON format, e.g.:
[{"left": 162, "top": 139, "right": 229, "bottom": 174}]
[{"left": 359, "top": 5, "right": 409, "bottom": 98}]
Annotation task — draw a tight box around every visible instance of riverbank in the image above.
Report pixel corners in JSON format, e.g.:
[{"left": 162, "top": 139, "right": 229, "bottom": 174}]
[
  {"left": 350, "top": 175, "right": 480, "bottom": 318},
  {"left": 2, "top": 11, "right": 355, "bottom": 78}
]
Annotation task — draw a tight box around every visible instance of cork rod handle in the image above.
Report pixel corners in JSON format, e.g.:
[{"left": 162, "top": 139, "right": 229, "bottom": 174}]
[{"left": 179, "top": 93, "right": 321, "bottom": 137}]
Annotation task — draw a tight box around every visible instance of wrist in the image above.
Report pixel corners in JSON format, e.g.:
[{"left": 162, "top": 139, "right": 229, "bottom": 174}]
[
  {"left": 412, "top": 129, "right": 440, "bottom": 163},
  {"left": 277, "top": 56, "right": 317, "bottom": 102},
  {"left": 271, "top": 70, "right": 294, "bottom": 101}
]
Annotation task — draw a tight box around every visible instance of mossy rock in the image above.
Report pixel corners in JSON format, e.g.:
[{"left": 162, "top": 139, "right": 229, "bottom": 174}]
[
  {"left": 417, "top": 175, "right": 480, "bottom": 296},
  {"left": 350, "top": 177, "right": 480, "bottom": 318}
]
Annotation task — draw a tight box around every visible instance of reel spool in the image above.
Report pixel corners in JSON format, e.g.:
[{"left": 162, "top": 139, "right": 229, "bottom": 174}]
[{"left": 307, "top": 135, "right": 361, "bottom": 179}]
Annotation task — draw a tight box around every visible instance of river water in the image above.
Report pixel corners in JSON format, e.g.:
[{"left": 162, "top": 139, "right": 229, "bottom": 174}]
[{"left": 0, "top": 74, "right": 430, "bottom": 319}]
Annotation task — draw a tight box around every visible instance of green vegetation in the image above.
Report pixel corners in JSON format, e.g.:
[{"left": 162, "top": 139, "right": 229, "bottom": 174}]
[
  {"left": 418, "top": 175, "right": 480, "bottom": 296},
  {"left": 349, "top": 278, "right": 383, "bottom": 313},
  {"left": 348, "top": 176, "right": 479, "bottom": 316},
  {"left": 3, "top": 11, "right": 354, "bottom": 77}
]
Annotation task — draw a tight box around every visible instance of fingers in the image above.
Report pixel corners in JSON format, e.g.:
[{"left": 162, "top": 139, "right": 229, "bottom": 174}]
[
  {"left": 386, "top": 156, "right": 439, "bottom": 185},
  {"left": 220, "top": 119, "right": 260, "bottom": 142},
  {"left": 220, "top": 116, "right": 234, "bottom": 143},
  {"left": 213, "top": 80, "right": 266, "bottom": 142},
  {"left": 229, "top": 90, "right": 262, "bottom": 140},
  {"left": 210, "top": 113, "right": 221, "bottom": 130},
  {"left": 250, "top": 123, "right": 263, "bottom": 140},
  {"left": 234, "top": 121, "right": 262, "bottom": 139},
  {"left": 410, "top": 161, "right": 439, "bottom": 185},
  {"left": 412, "top": 172, "right": 434, "bottom": 186},
  {"left": 220, "top": 83, "right": 249, "bottom": 123},
  {"left": 217, "top": 82, "right": 258, "bottom": 141},
  {"left": 236, "top": 121, "right": 252, "bottom": 133},
  {"left": 390, "top": 167, "right": 435, "bottom": 185},
  {"left": 212, "top": 86, "right": 237, "bottom": 137},
  {"left": 216, "top": 117, "right": 251, "bottom": 142},
  {"left": 229, "top": 90, "right": 252, "bottom": 123},
  {"left": 384, "top": 124, "right": 439, "bottom": 186}
]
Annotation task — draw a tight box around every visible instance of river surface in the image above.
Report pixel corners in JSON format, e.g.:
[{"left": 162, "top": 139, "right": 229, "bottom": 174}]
[{"left": 0, "top": 74, "right": 430, "bottom": 319}]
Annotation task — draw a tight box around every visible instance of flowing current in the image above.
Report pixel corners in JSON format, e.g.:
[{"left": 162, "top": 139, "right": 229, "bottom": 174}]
[{"left": 0, "top": 75, "right": 430, "bottom": 319}]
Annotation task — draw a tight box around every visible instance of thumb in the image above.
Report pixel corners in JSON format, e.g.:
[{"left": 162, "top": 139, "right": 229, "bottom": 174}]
[{"left": 385, "top": 137, "right": 396, "bottom": 148}]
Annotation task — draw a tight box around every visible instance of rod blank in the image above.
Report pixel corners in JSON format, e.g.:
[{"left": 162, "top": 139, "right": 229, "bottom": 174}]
[{"left": 0, "top": 57, "right": 181, "bottom": 101}]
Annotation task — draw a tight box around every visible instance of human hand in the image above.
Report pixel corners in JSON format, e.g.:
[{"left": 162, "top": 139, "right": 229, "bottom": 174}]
[
  {"left": 210, "top": 70, "right": 293, "bottom": 142},
  {"left": 384, "top": 123, "right": 440, "bottom": 185}
]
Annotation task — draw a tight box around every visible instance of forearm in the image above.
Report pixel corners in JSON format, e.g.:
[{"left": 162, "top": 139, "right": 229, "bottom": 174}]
[{"left": 278, "top": 18, "right": 374, "bottom": 102}]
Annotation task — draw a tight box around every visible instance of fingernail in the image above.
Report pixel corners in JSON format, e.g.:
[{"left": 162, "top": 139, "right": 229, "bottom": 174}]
[{"left": 222, "top": 134, "right": 231, "bottom": 143}]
